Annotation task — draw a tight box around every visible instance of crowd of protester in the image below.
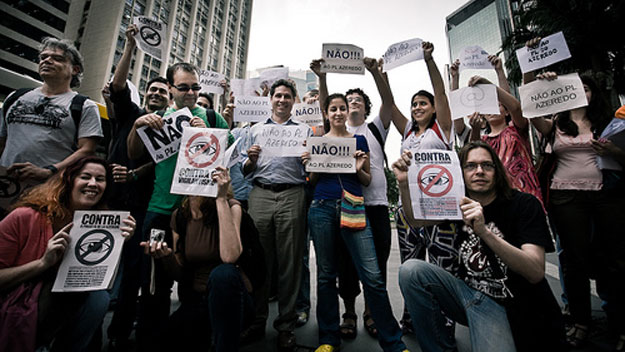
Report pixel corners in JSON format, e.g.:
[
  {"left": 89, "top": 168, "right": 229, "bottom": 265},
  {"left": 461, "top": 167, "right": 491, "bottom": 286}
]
[{"left": 1, "top": 23, "right": 624, "bottom": 352}]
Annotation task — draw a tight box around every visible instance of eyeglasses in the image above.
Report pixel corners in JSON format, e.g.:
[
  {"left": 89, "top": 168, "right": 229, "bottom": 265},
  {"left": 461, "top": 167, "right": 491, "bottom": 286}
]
[
  {"left": 347, "top": 96, "right": 363, "bottom": 103},
  {"left": 172, "top": 84, "right": 202, "bottom": 92},
  {"left": 464, "top": 162, "right": 495, "bottom": 172}
]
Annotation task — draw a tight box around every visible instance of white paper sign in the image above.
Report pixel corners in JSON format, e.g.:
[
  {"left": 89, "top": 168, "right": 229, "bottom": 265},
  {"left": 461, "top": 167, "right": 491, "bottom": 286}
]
[
  {"left": 449, "top": 84, "right": 500, "bottom": 120},
  {"left": 306, "top": 137, "right": 356, "bottom": 173},
  {"left": 234, "top": 96, "right": 271, "bottom": 122},
  {"left": 133, "top": 16, "right": 167, "bottom": 61},
  {"left": 519, "top": 73, "right": 588, "bottom": 118},
  {"left": 321, "top": 43, "right": 365, "bottom": 75},
  {"left": 199, "top": 70, "right": 225, "bottom": 95},
  {"left": 231, "top": 78, "right": 260, "bottom": 97},
  {"left": 382, "top": 38, "right": 424, "bottom": 72},
  {"left": 597, "top": 117, "right": 625, "bottom": 170},
  {"left": 170, "top": 127, "right": 229, "bottom": 197},
  {"left": 291, "top": 102, "right": 323, "bottom": 126},
  {"left": 408, "top": 150, "right": 465, "bottom": 220},
  {"left": 256, "top": 125, "right": 307, "bottom": 157},
  {"left": 459, "top": 45, "right": 491, "bottom": 71},
  {"left": 259, "top": 67, "right": 289, "bottom": 89},
  {"left": 515, "top": 31, "right": 572, "bottom": 74},
  {"left": 137, "top": 108, "right": 192, "bottom": 163},
  {"left": 224, "top": 137, "right": 243, "bottom": 168},
  {"left": 52, "top": 210, "right": 130, "bottom": 292}
]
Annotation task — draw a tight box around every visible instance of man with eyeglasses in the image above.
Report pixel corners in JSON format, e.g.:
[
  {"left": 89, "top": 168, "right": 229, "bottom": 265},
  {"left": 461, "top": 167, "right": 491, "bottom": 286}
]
[
  {"left": 0, "top": 37, "right": 102, "bottom": 185},
  {"left": 127, "top": 62, "right": 232, "bottom": 352},
  {"left": 393, "top": 141, "right": 565, "bottom": 351}
]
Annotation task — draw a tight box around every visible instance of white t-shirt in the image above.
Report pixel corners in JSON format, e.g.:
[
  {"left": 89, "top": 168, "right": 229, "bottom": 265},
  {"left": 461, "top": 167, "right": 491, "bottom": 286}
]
[
  {"left": 347, "top": 115, "right": 389, "bottom": 206},
  {"left": 0, "top": 88, "right": 102, "bottom": 167},
  {"left": 401, "top": 119, "right": 450, "bottom": 153}
]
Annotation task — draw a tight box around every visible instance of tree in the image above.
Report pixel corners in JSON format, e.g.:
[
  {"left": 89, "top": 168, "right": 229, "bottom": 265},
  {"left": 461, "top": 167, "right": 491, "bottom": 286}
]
[{"left": 502, "top": 0, "right": 625, "bottom": 103}]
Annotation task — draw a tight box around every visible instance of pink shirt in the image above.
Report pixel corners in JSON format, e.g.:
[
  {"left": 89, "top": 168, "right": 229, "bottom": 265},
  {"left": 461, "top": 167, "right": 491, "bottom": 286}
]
[{"left": 551, "top": 129, "right": 602, "bottom": 191}]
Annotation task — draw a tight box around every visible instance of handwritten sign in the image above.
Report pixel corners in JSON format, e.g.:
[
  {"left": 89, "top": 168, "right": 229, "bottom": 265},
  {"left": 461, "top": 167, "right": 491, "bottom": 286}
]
[
  {"left": 133, "top": 16, "right": 167, "bottom": 60},
  {"left": 516, "top": 31, "right": 571, "bottom": 74},
  {"left": 449, "top": 84, "right": 500, "bottom": 120},
  {"left": 234, "top": 96, "right": 271, "bottom": 123},
  {"left": 256, "top": 125, "right": 307, "bottom": 157},
  {"left": 306, "top": 137, "right": 356, "bottom": 173},
  {"left": 199, "top": 70, "right": 225, "bottom": 95},
  {"left": 321, "top": 43, "right": 365, "bottom": 75},
  {"left": 598, "top": 118, "right": 625, "bottom": 170},
  {"left": 519, "top": 73, "right": 587, "bottom": 118},
  {"left": 408, "top": 150, "right": 464, "bottom": 220},
  {"left": 53, "top": 210, "right": 130, "bottom": 292},
  {"left": 259, "top": 67, "right": 289, "bottom": 89},
  {"left": 459, "top": 45, "right": 490, "bottom": 71},
  {"left": 231, "top": 78, "right": 260, "bottom": 97},
  {"left": 291, "top": 102, "right": 323, "bottom": 126},
  {"left": 382, "top": 38, "right": 423, "bottom": 72},
  {"left": 137, "top": 108, "right": 192, "bottom": 163},
  {"left": 170, "top": 127, "right": 229, "bottom": 197}
]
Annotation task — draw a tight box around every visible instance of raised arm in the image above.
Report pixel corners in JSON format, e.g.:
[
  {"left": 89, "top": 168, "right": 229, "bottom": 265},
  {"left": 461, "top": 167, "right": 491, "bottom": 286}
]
[
  {"left": 310, "top": 59, "right": 328, "bottom": 118},
  {"left": 364, "top": 57, "right": 394, "bottom": 129},
  {"left": 528, "top": 72, "right": 558, "bottom": 136},
  {"left": 111, "top": 24, "right": 137, "bottom": 93},
  {"left": 449, "top": 59, "right": 467, "bottom": 136},
  {"left": 214, "top": 166, "right": 243, "bottom": 263},
  {"left": 423, "top": 42, "right": 452, "bottom": 140},
  {"left": 489, "top": 55, "right": 511, "bottom": 94},
  {"left": 522, "top": 37, "right": 542, "bottom": 85}
]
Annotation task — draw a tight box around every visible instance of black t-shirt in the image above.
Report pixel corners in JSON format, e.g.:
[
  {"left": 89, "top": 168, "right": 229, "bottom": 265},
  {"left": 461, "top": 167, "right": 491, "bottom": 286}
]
[
  {"left": 107, "top": 85, "right": 154, "bottom": 210},
  {"left": 428, "top": 191, "right": 565, "bottom": 351}
]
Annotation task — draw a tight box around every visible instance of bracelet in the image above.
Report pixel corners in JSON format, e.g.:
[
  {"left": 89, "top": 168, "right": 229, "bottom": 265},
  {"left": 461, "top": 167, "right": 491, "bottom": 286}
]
[{"left": 43, "top": 165, "right": 58, "bottom": 174}]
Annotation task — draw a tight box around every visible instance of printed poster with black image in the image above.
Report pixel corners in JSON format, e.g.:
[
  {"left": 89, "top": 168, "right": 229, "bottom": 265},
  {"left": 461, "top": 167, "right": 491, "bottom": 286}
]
[
  {"left": 52, "top": 210, "right": 130, "bottom": 292},
  {"left": 133, "top": 16, "right": 167, "bottom": 60}
]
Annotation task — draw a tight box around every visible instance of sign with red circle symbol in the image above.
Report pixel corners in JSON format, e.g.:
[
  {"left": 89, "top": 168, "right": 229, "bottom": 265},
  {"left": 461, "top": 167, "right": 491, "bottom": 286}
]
[
  {"left": 184, "top": 131, "right": 221, "bottom": 168},
  {"left": 417, "top": 164, "right": 453, "bottom": 197}
]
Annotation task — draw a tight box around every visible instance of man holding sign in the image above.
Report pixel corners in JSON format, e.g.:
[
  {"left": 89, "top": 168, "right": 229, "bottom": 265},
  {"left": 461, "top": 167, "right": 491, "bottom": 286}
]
[
  {"left": 394, "top": 141, "right": 565, "bottom": 351},
  {"left": 240, "top": 79, "right": 311, "bottom": 351},
  {"left": 127, "top": 62, "right": 231, "bottom": 351}
]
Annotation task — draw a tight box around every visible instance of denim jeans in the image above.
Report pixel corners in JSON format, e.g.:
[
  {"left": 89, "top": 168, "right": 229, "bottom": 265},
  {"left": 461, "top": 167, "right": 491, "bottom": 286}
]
[
  {"left": 296, "top": 231, "right": 311, "bottom": 314},
  {"left": 308, "top": 199, "right": 405, "bottom": 352},
  {"left": 399, "top": 259, "right": 515, "bottom": 352}
]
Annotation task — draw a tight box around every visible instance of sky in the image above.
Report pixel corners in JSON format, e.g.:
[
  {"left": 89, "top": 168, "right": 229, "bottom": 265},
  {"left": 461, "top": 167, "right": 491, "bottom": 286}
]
[{"left": 246, "top": 0, "right": 470, "bottom": 162}]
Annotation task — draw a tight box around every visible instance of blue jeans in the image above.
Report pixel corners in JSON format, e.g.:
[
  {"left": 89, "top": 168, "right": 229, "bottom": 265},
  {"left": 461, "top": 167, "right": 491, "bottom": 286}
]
[
  {"left": 308, "top": 199, "right": 405, "bottom": 351},
  {"left": 399, "top": 259, "right": 515, "bottom": 352}
]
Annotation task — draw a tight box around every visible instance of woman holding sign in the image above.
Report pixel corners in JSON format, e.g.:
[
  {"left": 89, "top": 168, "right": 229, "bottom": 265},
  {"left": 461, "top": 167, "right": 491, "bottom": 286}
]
[
  {"left": 0, "top": 156, "right": 136, "bottom": 352},
  {"left": 140, "top": 166, "right": 260, "bottom": 352},
  {"left": 530, "top": 72, "right": 625, "bottom": 349},
  {"left": 304, "top": 93, "right": 407, "bottom": 352}
]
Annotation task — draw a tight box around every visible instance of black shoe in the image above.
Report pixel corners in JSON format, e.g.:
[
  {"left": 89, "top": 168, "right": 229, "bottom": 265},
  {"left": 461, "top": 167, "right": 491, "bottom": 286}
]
[
  {"left": 240, "top": 325, "right": 265, "bottom": 345},
  {"left": 277, "top": 331, "right": 296, "bottom": 352}
]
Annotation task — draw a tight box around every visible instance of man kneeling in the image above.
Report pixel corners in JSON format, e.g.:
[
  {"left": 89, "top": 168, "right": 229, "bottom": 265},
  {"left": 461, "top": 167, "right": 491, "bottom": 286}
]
[{"left": 393, "top": 141, "right": 565, "bottom": 352}]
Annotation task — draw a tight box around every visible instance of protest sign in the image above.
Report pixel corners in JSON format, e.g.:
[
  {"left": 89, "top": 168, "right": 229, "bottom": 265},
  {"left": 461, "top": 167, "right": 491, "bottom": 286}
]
[
  {"left": 52, "top": 210, "right": 130, "bottom": 292},
  {"left": 256, "top": 124, "right": 307, "bottom": 157},
  {"left": 519, "top": 73, "right": 587, "bottom": 118},
  {"left": 382, "top": 38, "right": 423, "bottom": 72},
  {"left": 233, "top": 96, "right": 271, "bottom": 123},
  {"left": 259, "top": 67, "right": 289, "bottom": 89},
  {"left": 170, "top": 127, "right": 229, "bottom": 197},
  {"left": 291, "top": 102, "right": 323, "bottom": 126},
  {"left": 137, "top": 108, "right": 192, "bottom": 163},
  {"left": 597, "top": 118, "right": 625, "bottom": 170},
  {"left": 321, "top": 43, "right": 365, "bottom": 75},
  {"left": 459, "top": 45, "right": 491, "bottom": 71},
  {"left": 224, "top": 137, "right": 243, "bottom": 168},
  {"left": 305, "top": 137, "right": 356, "bottom": 173},
  {"left": 516, "top": 31, "right": 571, "bottom": 74},
  {"left": 231, "top": 78, "right": 260, "bottom": 97},
  {"left": 133, "top": 16, "right": 167, "bottom": 60},
  {"left": 449, "top": 84, "right": 500, "bottom": 120},
  {"left": 199, "top": 70, "right": 225, "bottom": 95},
  {"left": 408, "top": 150, "right": 464, "bottom": 220}
]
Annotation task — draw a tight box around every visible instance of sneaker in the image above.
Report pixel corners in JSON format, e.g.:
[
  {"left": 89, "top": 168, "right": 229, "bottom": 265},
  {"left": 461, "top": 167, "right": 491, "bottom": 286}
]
[
  {"left": 296, "top": 311, "right": 309, "bottom": 327},
  {"left": 315, "top": 344, "right": 338, "bottom": 352}
]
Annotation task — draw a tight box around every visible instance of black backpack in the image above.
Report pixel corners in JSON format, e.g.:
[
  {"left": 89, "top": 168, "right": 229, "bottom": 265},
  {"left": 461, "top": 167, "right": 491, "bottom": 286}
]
[
  {"left": 175, "top": 205, "right": 266, "bottom": 292},
  {"left": 2, "top": 88, "right": 111, "bottom": 158}
]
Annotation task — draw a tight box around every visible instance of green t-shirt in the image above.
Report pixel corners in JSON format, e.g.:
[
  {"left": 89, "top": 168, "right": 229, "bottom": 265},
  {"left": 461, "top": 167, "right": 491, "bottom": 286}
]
[{"left": 147, "top": 106, "right": 233, "bottom": 215}]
